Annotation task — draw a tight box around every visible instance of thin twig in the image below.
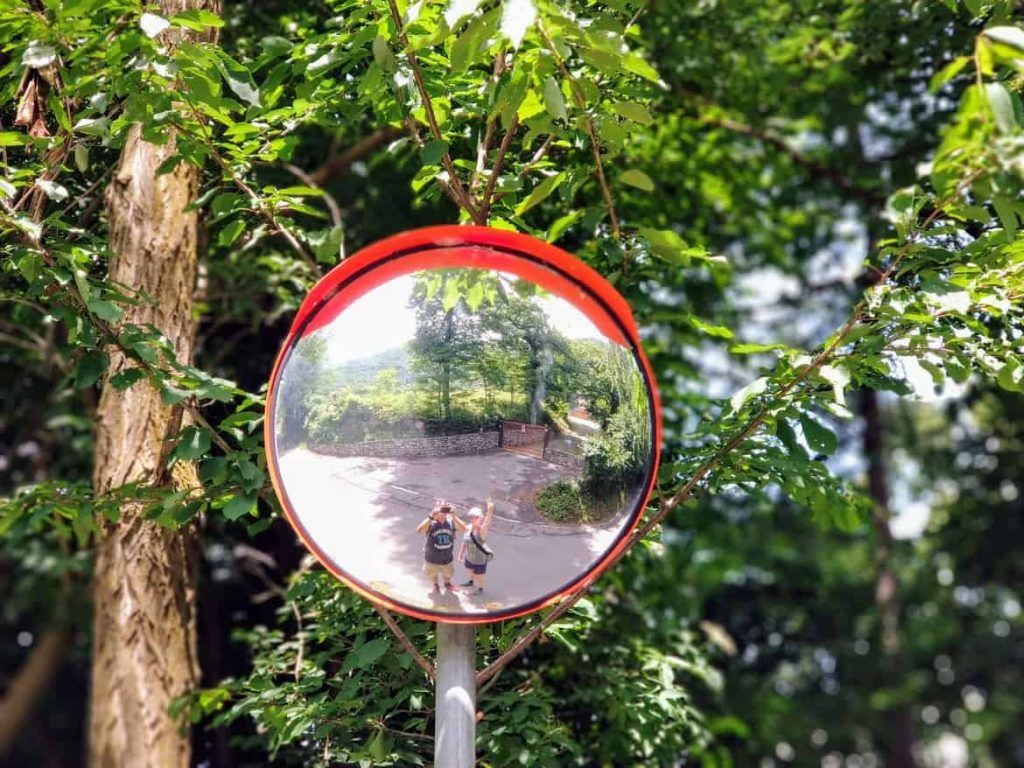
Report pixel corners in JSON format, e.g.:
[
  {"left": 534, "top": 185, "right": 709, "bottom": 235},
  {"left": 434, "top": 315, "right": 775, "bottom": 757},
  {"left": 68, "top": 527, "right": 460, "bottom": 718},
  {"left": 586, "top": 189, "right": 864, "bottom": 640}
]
[
  {"left": 537, "top": 21, "right": 620, "bottom": 238},
  {"left": 470, "top": 53, "right": 508, "bottom": 194},
  {"left": 480, "top": 115, "right": 519, "bottom": 221},
  {"left": 283, "top": 163, "right": 342, "bottom": 229},
  {"left": 371, "top": 604, "right": 436, "bottom": 680},
  {"left": 180, "top": 98, "right": 318, "bottom": 268},
  {"left": 385, "top": 0, "right": 484, "bottom": 224}
]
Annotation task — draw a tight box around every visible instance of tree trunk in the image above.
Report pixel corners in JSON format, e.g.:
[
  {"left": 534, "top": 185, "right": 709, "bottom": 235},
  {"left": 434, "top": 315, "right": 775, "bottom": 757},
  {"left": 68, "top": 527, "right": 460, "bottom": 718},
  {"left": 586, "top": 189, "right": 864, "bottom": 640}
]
[
  {"left": 860, "top": 388, "right": 916, "bottom": 768},
  {"left": 441, "top": 309, "right": 454, "bottom": 421},
  {"left": 88, "top": 6, "right": 218, "bottom": 766}
]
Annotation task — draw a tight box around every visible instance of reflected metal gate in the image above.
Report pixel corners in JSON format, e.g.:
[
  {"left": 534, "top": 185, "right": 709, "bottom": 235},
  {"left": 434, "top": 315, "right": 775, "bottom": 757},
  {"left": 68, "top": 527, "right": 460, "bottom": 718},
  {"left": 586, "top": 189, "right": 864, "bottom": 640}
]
[{"left": 498, "top": 420, "right": 549, "bottom": 458}]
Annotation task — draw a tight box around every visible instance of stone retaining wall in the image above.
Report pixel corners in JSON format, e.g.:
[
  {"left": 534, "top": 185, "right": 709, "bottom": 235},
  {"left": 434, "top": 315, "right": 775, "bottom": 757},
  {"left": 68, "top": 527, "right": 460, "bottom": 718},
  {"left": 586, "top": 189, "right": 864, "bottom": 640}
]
[
  {"left": 543, "top": 447, "right": 585, "bottom": 472},
  {"left": 311, "top": 430, "right": 500, "bottom": 459}
]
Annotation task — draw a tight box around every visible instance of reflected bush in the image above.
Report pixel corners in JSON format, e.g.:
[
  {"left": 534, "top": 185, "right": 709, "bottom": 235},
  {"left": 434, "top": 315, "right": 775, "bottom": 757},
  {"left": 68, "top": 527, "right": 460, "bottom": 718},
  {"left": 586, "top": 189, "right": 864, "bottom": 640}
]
[
  {"left": 583, "top": 409, "right": 648, "bottom": 497},
  {"left": 535, "top": 480, "right": 586, "bottom": 522}
]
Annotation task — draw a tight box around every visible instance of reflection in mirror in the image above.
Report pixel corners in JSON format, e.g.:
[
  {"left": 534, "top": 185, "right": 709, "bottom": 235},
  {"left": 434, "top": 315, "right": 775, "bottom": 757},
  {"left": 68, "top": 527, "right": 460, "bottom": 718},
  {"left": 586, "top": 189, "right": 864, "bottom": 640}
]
[{"left": 271, "top": 265, "right": 654, "bottom": 617}]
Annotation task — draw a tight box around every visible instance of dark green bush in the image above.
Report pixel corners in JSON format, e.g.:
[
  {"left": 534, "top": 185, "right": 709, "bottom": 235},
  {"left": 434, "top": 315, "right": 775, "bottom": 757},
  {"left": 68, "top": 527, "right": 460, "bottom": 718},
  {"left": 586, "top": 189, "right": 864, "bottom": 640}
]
[
  {"left": 583, "top": 409, "right": 647, "bottom": 497},
  {"left": 535, "top": 480, "right": 587, "bottom": 523}
]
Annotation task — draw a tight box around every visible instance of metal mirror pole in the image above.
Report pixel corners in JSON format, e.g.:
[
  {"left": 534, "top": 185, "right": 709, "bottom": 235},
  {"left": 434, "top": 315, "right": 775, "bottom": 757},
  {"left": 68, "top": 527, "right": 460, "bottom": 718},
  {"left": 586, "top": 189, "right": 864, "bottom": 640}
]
[{"left": 435, "top": 622, "right": 476, "bottom": 768}]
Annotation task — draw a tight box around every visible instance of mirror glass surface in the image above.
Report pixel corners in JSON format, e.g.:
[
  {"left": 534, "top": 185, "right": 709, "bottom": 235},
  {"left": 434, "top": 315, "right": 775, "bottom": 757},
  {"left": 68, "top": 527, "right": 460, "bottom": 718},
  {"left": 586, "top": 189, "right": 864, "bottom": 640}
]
[{"left": 270, "top": 258, "right": 655, "bottom": 618}]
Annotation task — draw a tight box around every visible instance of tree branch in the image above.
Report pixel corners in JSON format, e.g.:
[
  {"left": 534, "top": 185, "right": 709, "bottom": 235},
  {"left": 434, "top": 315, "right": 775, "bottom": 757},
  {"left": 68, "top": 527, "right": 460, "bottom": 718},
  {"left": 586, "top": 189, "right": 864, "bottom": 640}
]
[
  {"left": 480, "top": 115, "right": 519, "bottom": 221},
  {"left": 283, "top": 163, "right": 342, "bottom": 229},
  {"left": 470, "top": 53, "right": 508, "bottom": 194},
  {"left": 385, "top": 0, "right": 485, "bottom": 224},
  {"left": 538, "top": 21, "right": 620, "bottom": 239},
  {"left": 371, "top": 605, "right": 436, "bottom": 680},
  {"left": 308, "top": 126, "right": 404, "bottom": 186},
  {"left": 677, "top": 85, "right": 884, "bottom": 206}
]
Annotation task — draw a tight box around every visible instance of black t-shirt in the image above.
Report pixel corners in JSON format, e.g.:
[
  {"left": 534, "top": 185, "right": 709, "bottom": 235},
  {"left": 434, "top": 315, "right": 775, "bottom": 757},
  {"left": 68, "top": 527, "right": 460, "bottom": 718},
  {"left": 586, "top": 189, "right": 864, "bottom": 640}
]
[{"left": 424, "top": 517, "right": 455, "bottom": 564}]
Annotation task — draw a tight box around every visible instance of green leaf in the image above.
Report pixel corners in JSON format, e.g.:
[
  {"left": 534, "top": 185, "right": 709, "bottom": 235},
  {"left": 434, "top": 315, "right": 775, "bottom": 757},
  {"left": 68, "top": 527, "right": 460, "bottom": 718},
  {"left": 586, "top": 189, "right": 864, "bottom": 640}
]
[
  {"left": 420, "top": 139, "right": 449, "bottom": 166},
  {"left": 75, "top": 350, "right": 109, "bottom": 389},
  {"left": 819, "top": 364, "right": 852, "bottom": 407},
  {"left": 543, "top": 77, "right": 568, "bottom": 122},
  {"left": 992, "top": 195, "right": 1018, "bottom": 241},
  {"left": 218, "top": 218, "right": 246, "bottom": 247},
  {"left": 312, "top": 225, "right": 345, "bottom": 264},
  {"left": 444, "top": 0, "right": 483, "bottom": 28},
  {"left": 985, "top": 82, "right": 1015, "bottom": 133},
  {"left": 547, "top": 210, "right": 582, "bottom": 242},
  {"left": 449, "top": 10, "right": 496, "bottom": 73},
  {"left": 74, "top": 144, "right": 89, "bottom": 173},
  {"left": 637, "top": 227, "right": 702, "bottom": 265},
  {"left": 73, "top": 116, "right": 109, "bottom": 137},
  {"left": 929, "top": 56, "right": 970, "bottom": 92},
  {"left": 515, "top": 172, "right": 565, "bottom": 216},
  {"left": 800, "top": 413, "right": 838, "bottom": 456},
  {"left": 775, "top": 418, "right": 806, "bottom": 459},
  {"left": 622, "top": 53, "right": 660, "bottom": 84},
  {"left": 220, "top": 411, "right": 262, "bottom": 430},
  {"left": 730, "top": 376, "right": 768, "bottom": 412},
  {"left": 171, "top": 9, "right": 224, "bottom": 30},
  {"left": 218, "top": 55, "right": 261, "bottom": 107},
  {"left": 342, "top": 637, "right": 391, "bottom": 672},
  {"left": 982, "top": 26, "right": 1024, "bottom": 53},
  {"left": 223, "top": 492, "right": 257, "bottom": 521},
  {"left": 160, "top": 383, "right": 191, "bottom": 405},
  {"left": 997, "top": 359, "right": 1023, "bottom": 391},
  {"left": 465, "top": 281, "right": 485, "bottom": 312},
  {"left": 86, "top": 298, "right": 123, "bottom": 322},
  {"left": 494, "top": 67, "right": 529, "bottom": 127},
  {"left": 621, "top": 169, "right": 654, "bottom": 192},
  {"left": 613, "top": 101, "right": 654, "bottom": 125},
  {"left": 109, "top": 369, "right": 145, "bottom": 391},
  {"left": 372, "top": 35, "right": 396, "bottom": 72},
  {"left": 442, "top": 278, "right": 461, "bottom": 312},
  {"left": 0, "top": 132, "right": 28, "bottom": 147},
  {"left": 691, "top": 316, "right": 734, "bottom": 340},
  {"left": 367, "top": 727, "right": 393, "bottom": 761},
  {"left": 172, "top": 426, "right": 212, "bottom": 461}
]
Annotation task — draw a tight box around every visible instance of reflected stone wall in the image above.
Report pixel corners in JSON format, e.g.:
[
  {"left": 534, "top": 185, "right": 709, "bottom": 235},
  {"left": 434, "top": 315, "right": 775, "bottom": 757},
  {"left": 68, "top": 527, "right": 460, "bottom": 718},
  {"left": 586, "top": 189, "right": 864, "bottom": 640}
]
[
  {"left": 309, "top": 431, "right": 500, "bottom": 459},
  {"left": 543, "top": 448, "right": 584, "bottom": 472}
]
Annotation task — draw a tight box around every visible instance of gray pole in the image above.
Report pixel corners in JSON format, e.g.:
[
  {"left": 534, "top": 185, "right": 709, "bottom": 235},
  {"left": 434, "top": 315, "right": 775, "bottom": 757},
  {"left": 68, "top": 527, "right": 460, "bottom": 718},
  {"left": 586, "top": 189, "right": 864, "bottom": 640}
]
[{"left": 435, "top": 623, "right": 476, "bottom": 768}]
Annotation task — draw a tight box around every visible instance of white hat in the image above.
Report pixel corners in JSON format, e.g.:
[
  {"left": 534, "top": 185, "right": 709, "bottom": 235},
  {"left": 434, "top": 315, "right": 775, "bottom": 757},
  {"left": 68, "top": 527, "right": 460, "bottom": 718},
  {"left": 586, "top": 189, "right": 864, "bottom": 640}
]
[{"left": 468, "top": 506, "right": 483, "bottom": 519}]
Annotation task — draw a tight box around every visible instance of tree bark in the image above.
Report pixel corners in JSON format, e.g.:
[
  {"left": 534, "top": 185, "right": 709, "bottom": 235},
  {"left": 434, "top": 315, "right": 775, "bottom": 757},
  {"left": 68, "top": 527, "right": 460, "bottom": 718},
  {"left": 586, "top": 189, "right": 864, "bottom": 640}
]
[
  {"left": 88, "top": 5, "right": 218, "bottom": 766},
  {"left": 860, "top": 389, "right": 916, "bottom": 768}
]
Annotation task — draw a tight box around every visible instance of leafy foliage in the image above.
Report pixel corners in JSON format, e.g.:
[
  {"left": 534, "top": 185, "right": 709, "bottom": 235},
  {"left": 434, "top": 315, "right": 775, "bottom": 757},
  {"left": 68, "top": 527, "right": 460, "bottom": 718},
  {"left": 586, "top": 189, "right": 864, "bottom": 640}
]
[{"left": 1, "top": 0, "right": 1023, "bottom": 764}]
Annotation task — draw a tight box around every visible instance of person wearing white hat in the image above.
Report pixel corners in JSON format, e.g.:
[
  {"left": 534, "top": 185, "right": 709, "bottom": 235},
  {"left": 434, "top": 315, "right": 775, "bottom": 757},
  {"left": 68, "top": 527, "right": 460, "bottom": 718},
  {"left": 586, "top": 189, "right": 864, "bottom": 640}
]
[{"left": 458, "top": 497, "right": 495, "bottom": 594}]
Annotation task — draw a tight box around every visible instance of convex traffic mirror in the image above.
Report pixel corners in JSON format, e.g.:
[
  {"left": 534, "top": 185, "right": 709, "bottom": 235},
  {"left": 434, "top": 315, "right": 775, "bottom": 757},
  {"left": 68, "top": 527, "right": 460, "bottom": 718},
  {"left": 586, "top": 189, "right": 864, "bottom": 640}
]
[{"left": 266, "top": 227, "right": 661, "bottom": 622}]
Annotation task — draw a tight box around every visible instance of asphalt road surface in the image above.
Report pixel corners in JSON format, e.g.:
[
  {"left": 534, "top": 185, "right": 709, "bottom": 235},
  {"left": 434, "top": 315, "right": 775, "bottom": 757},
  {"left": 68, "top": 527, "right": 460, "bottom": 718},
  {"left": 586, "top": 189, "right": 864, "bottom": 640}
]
[{"left": 276, "top": 447, "right": 633, "bottom": 616}]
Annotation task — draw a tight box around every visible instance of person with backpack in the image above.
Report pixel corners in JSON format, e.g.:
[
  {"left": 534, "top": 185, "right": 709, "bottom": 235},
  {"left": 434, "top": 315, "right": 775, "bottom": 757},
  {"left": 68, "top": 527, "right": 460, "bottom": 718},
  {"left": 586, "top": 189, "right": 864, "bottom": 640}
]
[
  {"left": 458, "top": 497, "right": 495, "bottom": 595},
  {"left": 416, "top": 500, "right": 467, "bottom": 595}
]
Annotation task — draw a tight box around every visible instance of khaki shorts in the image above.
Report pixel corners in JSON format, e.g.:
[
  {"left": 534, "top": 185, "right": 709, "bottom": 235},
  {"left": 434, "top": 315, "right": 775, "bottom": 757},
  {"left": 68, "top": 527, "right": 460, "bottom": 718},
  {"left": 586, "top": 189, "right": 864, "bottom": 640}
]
[{"left": 423, "top": 561, "right": 454, "bottom": 581}]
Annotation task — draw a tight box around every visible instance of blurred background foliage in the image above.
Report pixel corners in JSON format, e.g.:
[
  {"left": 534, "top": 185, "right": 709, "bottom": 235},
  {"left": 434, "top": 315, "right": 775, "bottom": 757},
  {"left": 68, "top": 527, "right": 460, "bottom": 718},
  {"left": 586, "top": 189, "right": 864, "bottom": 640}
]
[{"left": 1, "top": 0, "right": 1022, "bottom": 766}]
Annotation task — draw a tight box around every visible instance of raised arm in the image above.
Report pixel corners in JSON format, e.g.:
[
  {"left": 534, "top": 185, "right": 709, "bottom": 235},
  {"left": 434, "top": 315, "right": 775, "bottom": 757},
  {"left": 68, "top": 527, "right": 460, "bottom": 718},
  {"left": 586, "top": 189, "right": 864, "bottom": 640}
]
[
  {"left": 481, "top": 497, "right": 495, "bottom": 537},
  {"left": 452, "top": 514, "right": 469, "bottom": 533},
  {"left": 416, "top": 517, "right": 431, "bottom": 535}
]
